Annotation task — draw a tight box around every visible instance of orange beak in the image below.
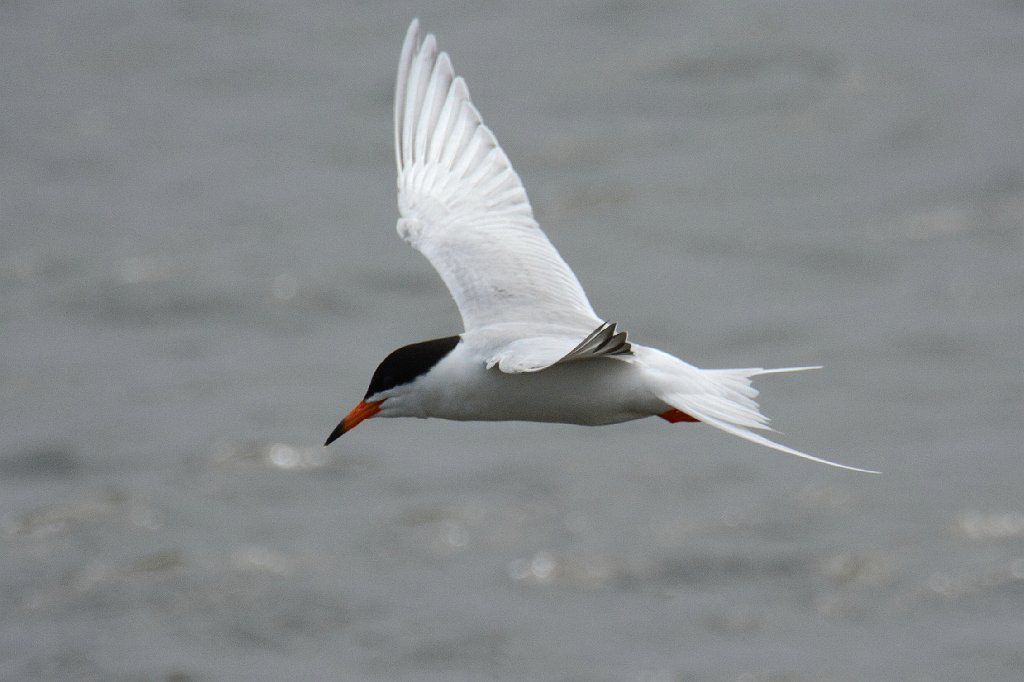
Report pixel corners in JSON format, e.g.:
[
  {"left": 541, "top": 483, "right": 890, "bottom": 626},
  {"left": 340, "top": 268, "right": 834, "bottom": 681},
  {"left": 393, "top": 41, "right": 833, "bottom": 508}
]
[{"left": 324, "top": 399, "right": 383, "bottom": 446}]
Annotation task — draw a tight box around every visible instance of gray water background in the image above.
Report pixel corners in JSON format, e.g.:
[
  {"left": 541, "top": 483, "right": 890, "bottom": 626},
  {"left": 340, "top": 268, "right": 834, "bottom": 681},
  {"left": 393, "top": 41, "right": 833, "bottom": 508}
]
[{"left": 2, "top": 1, "right": 1023, "bottom": 680}]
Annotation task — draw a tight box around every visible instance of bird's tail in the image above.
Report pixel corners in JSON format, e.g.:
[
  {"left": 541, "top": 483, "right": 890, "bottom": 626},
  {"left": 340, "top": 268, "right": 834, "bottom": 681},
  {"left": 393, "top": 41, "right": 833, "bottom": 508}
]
[{"left": 657, "top": 365, "right": 878, "bottom": 473}]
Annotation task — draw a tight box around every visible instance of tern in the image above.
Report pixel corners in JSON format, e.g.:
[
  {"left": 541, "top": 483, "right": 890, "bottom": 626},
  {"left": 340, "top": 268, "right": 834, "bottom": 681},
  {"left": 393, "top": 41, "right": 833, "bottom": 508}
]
[{"left": 325, "top": 20, "right": 876, "bottom": 474}]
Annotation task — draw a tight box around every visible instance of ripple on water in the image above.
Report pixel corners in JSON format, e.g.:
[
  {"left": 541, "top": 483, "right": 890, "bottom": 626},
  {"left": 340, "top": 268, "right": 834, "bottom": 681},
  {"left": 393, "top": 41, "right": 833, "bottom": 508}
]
[{"left": 213, "top": 440, "right": 338, "bottom": 471}]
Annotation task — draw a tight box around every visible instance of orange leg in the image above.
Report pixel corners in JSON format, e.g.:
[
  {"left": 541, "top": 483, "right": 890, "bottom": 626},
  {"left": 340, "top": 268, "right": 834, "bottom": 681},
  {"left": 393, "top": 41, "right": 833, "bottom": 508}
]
[{"left": 658, "top": 408, "right": 698, "bottom": 423}]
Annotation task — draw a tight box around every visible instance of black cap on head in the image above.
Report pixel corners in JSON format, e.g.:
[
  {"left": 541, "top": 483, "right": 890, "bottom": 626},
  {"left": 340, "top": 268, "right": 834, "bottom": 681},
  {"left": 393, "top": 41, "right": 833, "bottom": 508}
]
[{"left": 363, "top": 335, "right": 461, "bottom": 399}]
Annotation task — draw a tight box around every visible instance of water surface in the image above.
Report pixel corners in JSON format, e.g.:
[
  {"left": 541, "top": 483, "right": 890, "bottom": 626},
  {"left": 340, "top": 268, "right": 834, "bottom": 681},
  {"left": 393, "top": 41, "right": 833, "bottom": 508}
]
[{"left": 2, "top": 2, "right": 1023, "bottom": 680}]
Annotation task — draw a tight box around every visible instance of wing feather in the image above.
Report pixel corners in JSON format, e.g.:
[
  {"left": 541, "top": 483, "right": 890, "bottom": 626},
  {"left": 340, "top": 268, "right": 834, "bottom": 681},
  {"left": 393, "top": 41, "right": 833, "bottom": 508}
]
[
  {"left": 394, "top": 20, "right": 600, "bottom": 334},
  {"left": 479, "top": 320, "right": 633, "bottom": 373}
]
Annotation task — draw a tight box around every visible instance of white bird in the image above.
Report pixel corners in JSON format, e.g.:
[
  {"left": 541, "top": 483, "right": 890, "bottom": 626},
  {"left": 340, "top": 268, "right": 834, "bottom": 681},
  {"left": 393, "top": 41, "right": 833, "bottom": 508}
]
[{"left": 325, "top": 19, "right": 877, "bottom": 474}]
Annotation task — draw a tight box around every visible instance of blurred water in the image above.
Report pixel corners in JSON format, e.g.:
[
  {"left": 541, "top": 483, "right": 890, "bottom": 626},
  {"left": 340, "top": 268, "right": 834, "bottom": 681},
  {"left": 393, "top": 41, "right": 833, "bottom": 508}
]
[{"left": 2, "top": 2, "right": 1023, "bottom": 681}]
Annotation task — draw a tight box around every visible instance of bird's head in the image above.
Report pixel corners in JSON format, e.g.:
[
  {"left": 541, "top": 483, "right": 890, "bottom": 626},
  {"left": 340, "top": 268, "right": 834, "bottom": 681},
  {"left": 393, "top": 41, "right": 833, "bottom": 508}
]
[{"left": 324, "top": 335, "right": 461, "bottom": 445}]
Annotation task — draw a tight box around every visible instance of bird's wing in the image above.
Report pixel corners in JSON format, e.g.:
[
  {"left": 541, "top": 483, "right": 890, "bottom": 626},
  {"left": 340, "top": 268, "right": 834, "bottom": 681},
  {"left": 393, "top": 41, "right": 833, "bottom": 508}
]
[
  {"left": 394, "top": 19, "right": 601, "bottom": 338},
  {"left": 478, "top": 320, "right": 633, "bottom": 373}
]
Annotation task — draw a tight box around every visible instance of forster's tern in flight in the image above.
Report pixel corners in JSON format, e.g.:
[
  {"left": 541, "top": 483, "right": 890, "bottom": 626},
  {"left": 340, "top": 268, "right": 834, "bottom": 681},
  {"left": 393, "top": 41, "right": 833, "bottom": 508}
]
[{"left": 326, "top": 19, "right": 876, "bottom": 474}]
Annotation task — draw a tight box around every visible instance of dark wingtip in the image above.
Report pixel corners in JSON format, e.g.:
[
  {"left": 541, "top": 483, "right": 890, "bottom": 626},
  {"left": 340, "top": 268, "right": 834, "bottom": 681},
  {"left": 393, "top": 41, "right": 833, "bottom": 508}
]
[{"left": 323, "top": 422, "right": 345, "bottom": 447}]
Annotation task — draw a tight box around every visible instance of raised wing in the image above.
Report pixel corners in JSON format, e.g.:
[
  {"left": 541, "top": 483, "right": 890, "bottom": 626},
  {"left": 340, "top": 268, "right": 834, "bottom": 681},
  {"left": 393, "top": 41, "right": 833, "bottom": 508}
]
[{"left": 394, "top": 19, "right": 600, "bottom": 334}]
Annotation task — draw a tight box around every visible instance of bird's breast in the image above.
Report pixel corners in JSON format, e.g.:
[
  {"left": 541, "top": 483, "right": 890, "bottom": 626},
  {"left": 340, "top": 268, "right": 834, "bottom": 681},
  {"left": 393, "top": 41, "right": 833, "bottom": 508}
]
[{"left": 396, "top": 351, "right": 662, "bottom": 426}]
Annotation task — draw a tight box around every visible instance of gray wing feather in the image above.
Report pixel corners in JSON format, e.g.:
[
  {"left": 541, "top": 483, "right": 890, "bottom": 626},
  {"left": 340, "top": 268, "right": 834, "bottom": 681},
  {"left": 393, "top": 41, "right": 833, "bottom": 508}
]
[{"left": 559, "top": 321, "right": 632, "bottom": 362}]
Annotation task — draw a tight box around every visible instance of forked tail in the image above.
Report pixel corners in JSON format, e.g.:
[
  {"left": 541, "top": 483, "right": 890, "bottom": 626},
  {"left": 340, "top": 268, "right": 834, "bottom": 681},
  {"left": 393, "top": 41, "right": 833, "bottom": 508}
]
[{"left": 658, "top": 366, "right": 879, "bottom": 473}]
